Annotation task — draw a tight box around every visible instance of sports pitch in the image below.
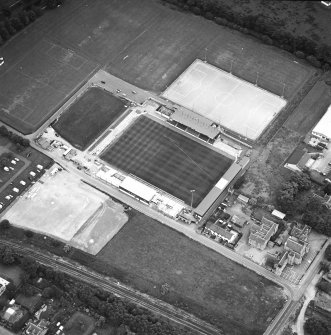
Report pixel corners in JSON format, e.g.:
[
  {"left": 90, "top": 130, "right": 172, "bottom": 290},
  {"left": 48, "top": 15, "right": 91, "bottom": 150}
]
[
  {"left": 163, "top": 60, "right": 287, "bottom": 140},
  {"left": 101, "top": 116, "right": 233, "bottom": 206},
  {"left": 53, "top": 87, "right": 127, "bottom": 150}
]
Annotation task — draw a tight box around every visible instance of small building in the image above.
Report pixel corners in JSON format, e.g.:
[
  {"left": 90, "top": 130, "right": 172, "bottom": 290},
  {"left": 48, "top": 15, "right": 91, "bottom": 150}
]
[
  {"left": 36, "top": 165, "right": 43, "bottom": 170},
  {"left": 248, "top": 217, "right": 278, "bottom": 250},
  {"left": 290, "top": 223, "right": 311, "bottom": 241},
  {"left": 25, "top": 319, "right": 49, "bottom": 335},
  {"left": 50, "top": 166, "right": 59, "bottom": 176},
  {"left": 204, "top": 221, "right": 237, "bottom": 244},
  {"left": 36, "top": 137, "right": 52, "bottom": 151},
  {"left": 275, "top": 251, "right": 289, "bottom": 276},
  {"left": 284, "top": 236, "right": 309, "bottom": 265},
  {"left": 271, "top": 209, "right": 286, "bottom": 220},
  {"left": 311, "top": 104, "right": 331, "bottom": 141},
  {"left": 63, "top": 148, "right": 77, "bottom": 161},
  {"left": 237, "top": 194, "right": 249, "bottom": 205},
  {"left": 0, "top": 277, "right": 9, "bottom": 296}
]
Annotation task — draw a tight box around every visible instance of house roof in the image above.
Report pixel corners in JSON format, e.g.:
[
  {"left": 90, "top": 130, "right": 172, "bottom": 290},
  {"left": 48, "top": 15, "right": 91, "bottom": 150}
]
[
  {"left": 285, "top": 236, "right": 306, "bottom": 255},
  {"left": 312, "top": 104, "right": 331, "bottom": 139},
  {"left": 271, "top": 209, "right": 286, "bottom": 220},
  {"left": 238, "top": 194, "right": 249, "bottom": 203},
  {"left": 297, "top": 153, "right": 312, "bottom": 169},
  {"left": 170, "top": 109, "right": 219, "bottom": 139},
  {"left": 249, "top": 217, "right": 278, "bottom": 244},
  {"left": 205, "top": 221, "right": 234, "bottom": 240}
]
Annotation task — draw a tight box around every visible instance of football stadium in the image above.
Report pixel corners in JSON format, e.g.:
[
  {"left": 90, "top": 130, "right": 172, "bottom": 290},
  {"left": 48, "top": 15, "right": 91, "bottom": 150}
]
[
  {"left": 100, "top": 115, "right": 248, "bottom": 216},
  {"left": 163, "top": 60, "right": 287, "bottom": 140}
]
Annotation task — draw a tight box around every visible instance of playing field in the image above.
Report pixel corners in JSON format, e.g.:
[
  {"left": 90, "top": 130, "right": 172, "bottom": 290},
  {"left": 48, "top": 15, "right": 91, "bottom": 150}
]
[
  {"left": 163, "top": 60, "right": 286, "bottom": 140},
  {"left": 53, "top": 87, "right": 127, "bottom": 150},
  {"left": 0, "top": 0, "right": 314, "bottom": 135},
  {"left": 0, "top": 39, "right": 97, "bottom": 134},
  {"left": 4, "top": 170, "right": 108, "bottom": 242},
  {"left": 101, "top": 116, "right": 233, "bottom": 206}
]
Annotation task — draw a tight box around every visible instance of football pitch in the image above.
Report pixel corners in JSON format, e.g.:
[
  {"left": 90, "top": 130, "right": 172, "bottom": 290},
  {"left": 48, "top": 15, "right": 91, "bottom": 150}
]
[
  {"left": 101, "top": 116, "right": 233, "bottom": 206},
  {"left": 53, "top": 87, "right": 127, "bottom": 150},
  {"left": 163, "top": 60, "right": 287, "bottom": 140},
  {"left": 0, "top": 39, "right": 97, "bottom": 134}
]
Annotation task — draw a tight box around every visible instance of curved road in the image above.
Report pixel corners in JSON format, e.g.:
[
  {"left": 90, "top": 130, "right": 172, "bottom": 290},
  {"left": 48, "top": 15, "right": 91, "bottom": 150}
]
[{"left": 0, "top": 239, "right": 221, "bottom": 335}]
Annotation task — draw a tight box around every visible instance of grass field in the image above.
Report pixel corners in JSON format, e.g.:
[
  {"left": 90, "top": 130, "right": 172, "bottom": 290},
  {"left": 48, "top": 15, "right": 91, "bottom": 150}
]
[
  {"left": 0, "top": 38, "right": 97, "bottom": 134},
  {"left": 101, "top": 116, "right": 233, "bottom": 206},
  {"left": 0, "top": 0, "right": 315, "bottom": 135},
  {"left": 285, "top": 81, "right": 331, "bottom": 135},
  {"left": 163, "top": 60, "right": 286, "bottom": 140},
  {"left": 65, "top": 312, "right": 95, "bottom": 335},
  {"left": 97, "top": 211, "right": 286, "bottom": 335},
  {"left": 53, "top": 87, "right": 127, "bottom": 150}
]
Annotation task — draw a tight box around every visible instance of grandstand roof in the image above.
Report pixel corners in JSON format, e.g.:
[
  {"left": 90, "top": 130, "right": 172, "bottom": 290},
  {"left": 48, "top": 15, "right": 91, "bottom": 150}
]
[
  {"left": 170, "top": 109, "right": 219, "bottom": 139},
  {"left": 312, "top": 105, "right": 331, "bottom": 139},
  {"left": 195, "top": 162, "right": 241, "bottom": 217},
  {"left": 120, "top": 176, "right": 156, "bottom": 203}
]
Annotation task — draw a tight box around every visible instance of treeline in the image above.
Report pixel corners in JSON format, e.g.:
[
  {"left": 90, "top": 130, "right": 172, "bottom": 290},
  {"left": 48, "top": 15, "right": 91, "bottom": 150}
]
[
  {"left": 0, "top": 125, "right": 30, "bottom": 149},
  {"left": 164, "top": 0, "right": 331, "bottom": 70},
  {"left": 0, "top": 245, "right": 189, "bottom": 335},
  {"left": 0, "top": 0, "right": 64, "bottom": 46},
  {"left": 277, "top": 172, "right": 331, "bottom": 237}
]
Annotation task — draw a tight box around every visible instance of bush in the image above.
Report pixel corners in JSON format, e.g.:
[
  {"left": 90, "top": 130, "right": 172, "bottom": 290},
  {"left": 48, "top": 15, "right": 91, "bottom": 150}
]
[
  {"left": 325, "top": 244, "right": 331, "bottom": 261},
  {"left": 25, "top": 230, "right": 34, "bottom": 238},
  {"left": 294, "top": 50, "right": 306, "bottom": 59},
  {"left": 306, "top": 55, "right": 321, "bottom": 68},
  {"left": 0, "top": 219, "right": 11, "bottom": 230}
]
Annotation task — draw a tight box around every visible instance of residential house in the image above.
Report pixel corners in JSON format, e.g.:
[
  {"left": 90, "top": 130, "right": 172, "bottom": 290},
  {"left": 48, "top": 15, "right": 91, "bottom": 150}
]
[
  {"left": 25, "top": 319, "right": 49, "bottom": 335},
  {"left": 284, "top": 236, "right": 309, "bottom": 265},
  {"left": 204, "top": 221, "right": 237, "bottom": 244},
  {"left": 248, "top": 217, "right": 278, "bottom": 250},
  {"left": 290, "top": 223, "right": 311, "bottom": 241}
]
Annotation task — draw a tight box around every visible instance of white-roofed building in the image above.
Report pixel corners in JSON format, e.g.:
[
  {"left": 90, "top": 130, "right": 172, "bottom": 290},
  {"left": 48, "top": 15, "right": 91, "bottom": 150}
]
[
  {"left": 96, "top": 167, "right": 117, "bottom": 185},
  {"left": 312, "top": 105, "right": 331, "bottom": 141},
  {"left": 272, "top": 209, "right": 286, "bottom": 220},
  {"left": 0, "top": 277, "right": 9, "bottom": 296},
  {"left": 119, "top": 176, "right": 157, "bottom": 204}
]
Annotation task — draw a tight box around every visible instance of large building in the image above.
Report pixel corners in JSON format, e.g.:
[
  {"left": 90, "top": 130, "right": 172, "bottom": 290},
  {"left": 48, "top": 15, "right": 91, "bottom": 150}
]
[
  {"left": 312, "top": 105, "right": 331, "bottom": 141},
  {"left": 194, "top": 157, "right": 249, "bottom": 219},
  {"left": 248, "top": 217, "right": 278, "bottom": 250}
]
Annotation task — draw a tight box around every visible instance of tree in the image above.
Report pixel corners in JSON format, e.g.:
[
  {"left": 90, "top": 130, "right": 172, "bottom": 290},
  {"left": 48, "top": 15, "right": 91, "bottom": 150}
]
[
  {"left": 25, "top": 230, "right": 34, "bottom": 238},
  {"left": 233, "top": 175, "right": 245, "bottom": 189},
  {"left": 10, "top": 17, "right": 24, "bottom": 31},
  {"left": 0, "top": 219, "right": 11, "bottom": 231},
  {"left": 304, "top": 317, "right": 329, "bottom": 335},
  {"left": 324, "top": 183, "right": 331, "bottom": 195},
  {"left": 325, "top": 244, "right": 331, "bottom": 261}
]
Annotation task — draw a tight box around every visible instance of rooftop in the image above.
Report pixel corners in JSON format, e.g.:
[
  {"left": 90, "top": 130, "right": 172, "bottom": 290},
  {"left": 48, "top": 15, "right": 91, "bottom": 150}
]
[
  {"left": 250, "top": 217, "right": 278, "bottom": 244},
  {"left": 205, "top": 221, "right": 234, "bottom": 241},
  {"left": 285, "top": 236, "right": 307, "bottom": 255},
  {"left": 170, "top": 108, "right": 219, "bottom": 139},
  {"left": 312, "top": 104, "right": 331, "bottom": 139},
  {"left": 120, "top": 176, "right": 156, "bottom": 202}
]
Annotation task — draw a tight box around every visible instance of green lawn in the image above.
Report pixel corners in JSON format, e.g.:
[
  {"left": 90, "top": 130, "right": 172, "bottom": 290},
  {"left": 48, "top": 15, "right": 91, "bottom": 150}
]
[
  {"left": 96, "top": 210, "right": 286, "bottom": 335},
  {"left": 53, "top": 87, "right": 126, "bottom": 150}
]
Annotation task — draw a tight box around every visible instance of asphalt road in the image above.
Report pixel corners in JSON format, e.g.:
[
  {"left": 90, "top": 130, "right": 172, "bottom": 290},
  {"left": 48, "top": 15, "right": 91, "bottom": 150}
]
[{"left": 0, "top": 239, "right": 221, "bottom": 335}]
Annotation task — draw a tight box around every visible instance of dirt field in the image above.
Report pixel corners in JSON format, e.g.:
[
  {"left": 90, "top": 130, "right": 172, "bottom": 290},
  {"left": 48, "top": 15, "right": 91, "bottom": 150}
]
[
  {"left": 71, "top": 198, "right": 128, "bottom": 255},
  {"left": 101, "top": 116, "right": 233, "bottom": 206},
  {"left": 163, "top": 60, "right": 286, "bottom": 140},
  {"left": 97, "top": 211, "right": 286, "bottom": 335},
  {"left": 0, "top": 0, "right": 315, "bottom": 135},
  {"left": 53, "top": 87, "right": 127, "bottom": 150},
  {"left": 4, "top": 169, "right": 108, "bottom": 242}
]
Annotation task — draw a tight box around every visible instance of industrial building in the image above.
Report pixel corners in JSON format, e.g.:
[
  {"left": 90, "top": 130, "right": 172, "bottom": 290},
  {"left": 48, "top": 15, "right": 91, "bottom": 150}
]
[{"left": 311, "top": 104, "right": 331, "bottom": 141}]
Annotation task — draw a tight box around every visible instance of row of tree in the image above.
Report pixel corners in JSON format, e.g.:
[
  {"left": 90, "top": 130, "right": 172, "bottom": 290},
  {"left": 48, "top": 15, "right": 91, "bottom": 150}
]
[
  {"left": 0, "top": 246, "right": 188, "bottom": 335},
  {"left": 0, "top": 125, "right": 30, "bottom": 148},
  {"left": 165, "top": 0, "right": 331, "bottom": 70}
]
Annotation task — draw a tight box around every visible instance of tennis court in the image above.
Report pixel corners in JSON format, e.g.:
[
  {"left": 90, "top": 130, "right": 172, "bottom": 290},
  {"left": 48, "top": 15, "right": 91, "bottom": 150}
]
[{"left": 163, "top": 60, "right": 287, "bottom": 140}]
